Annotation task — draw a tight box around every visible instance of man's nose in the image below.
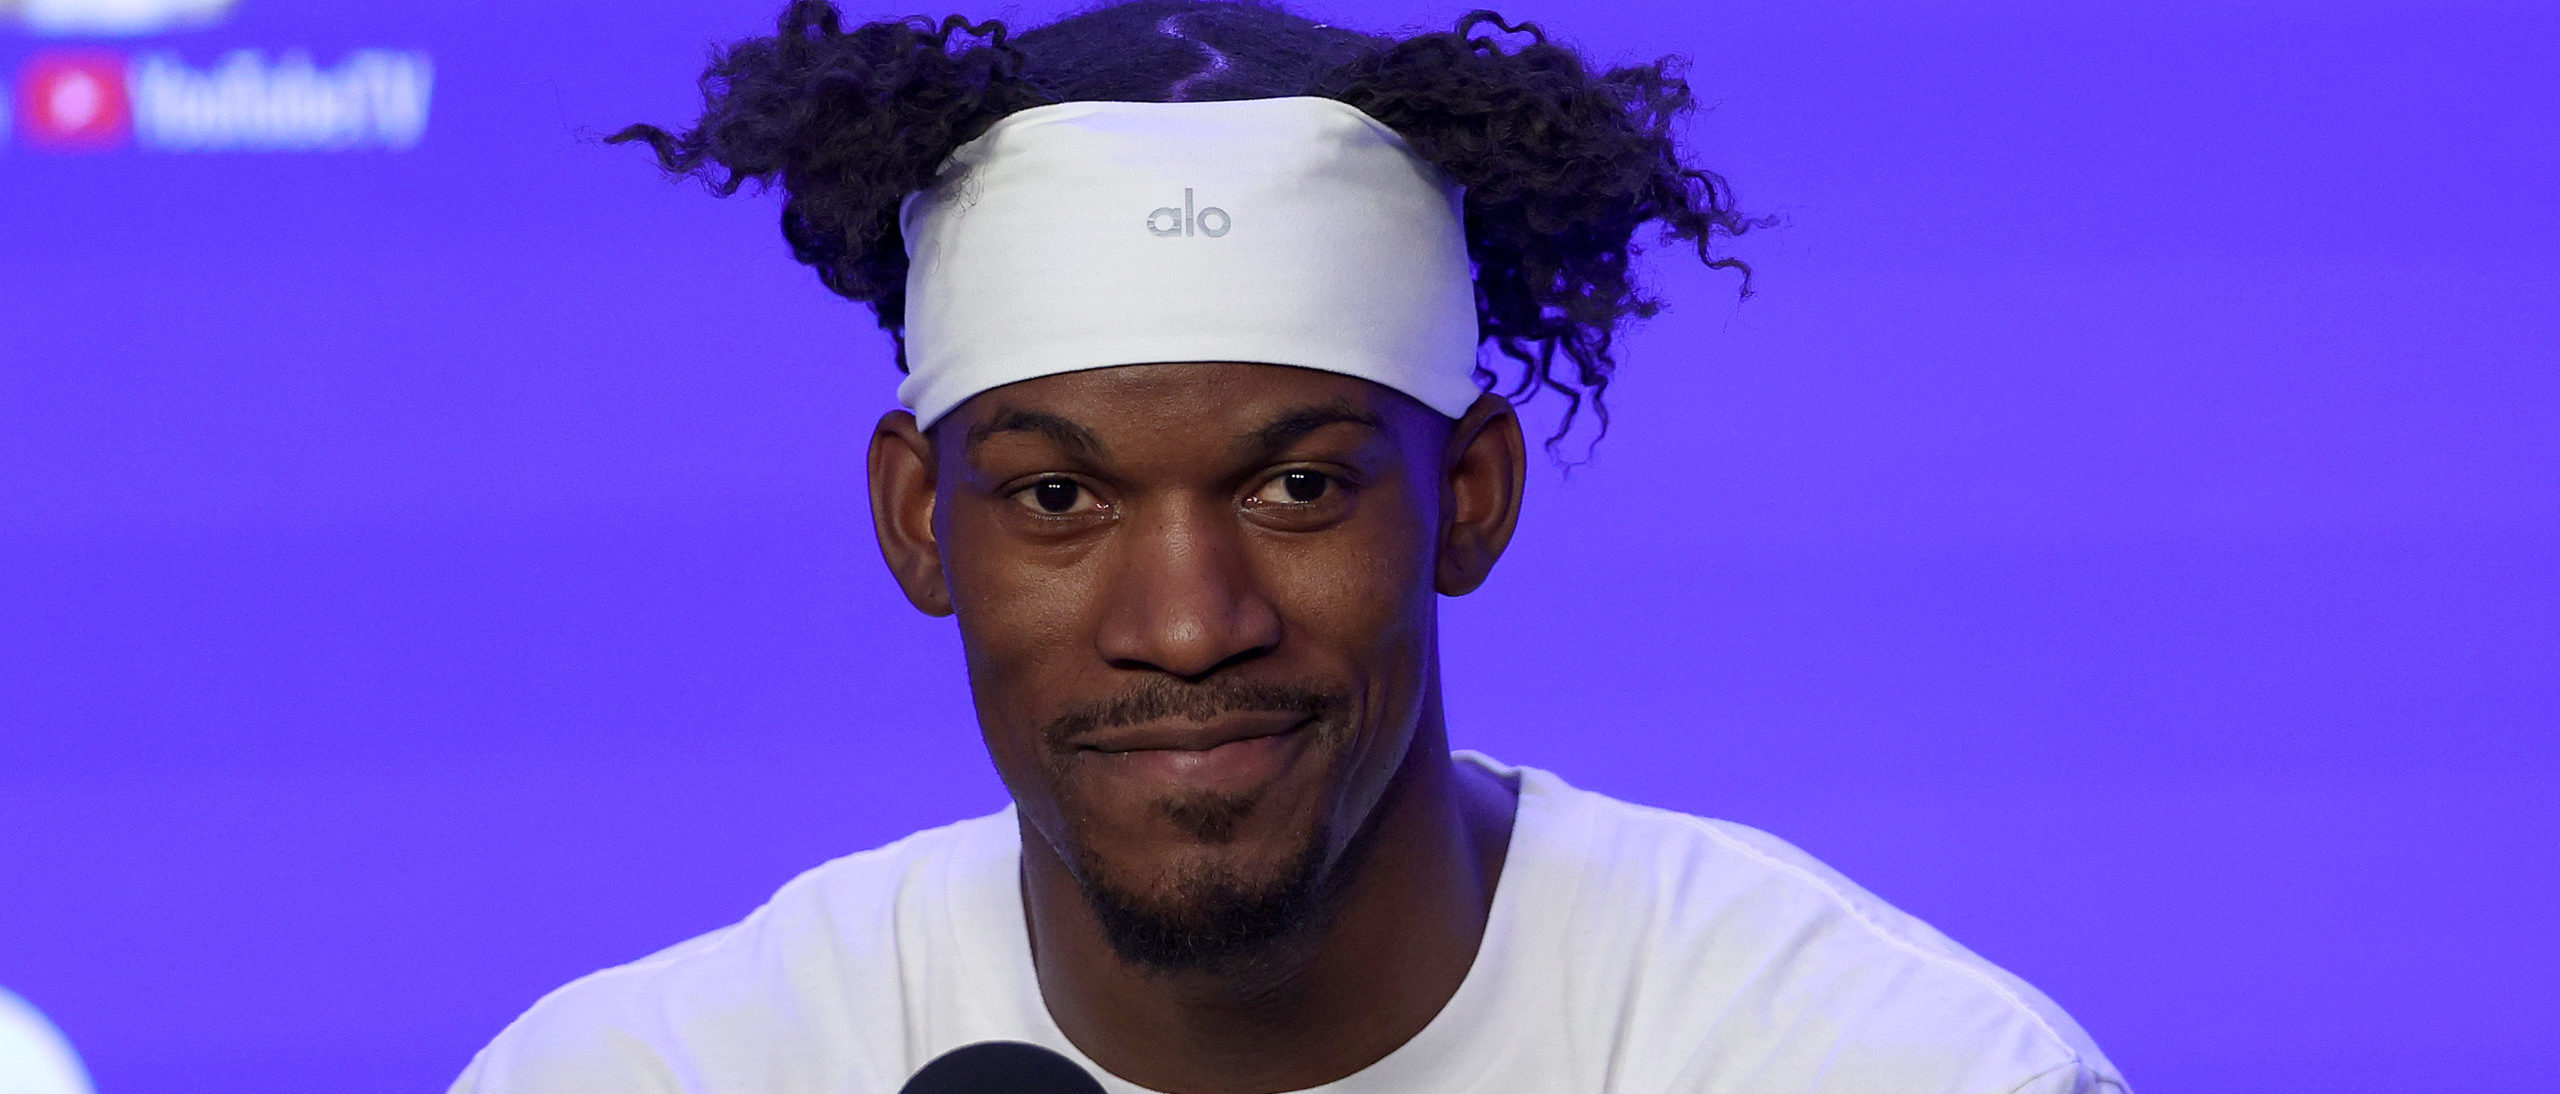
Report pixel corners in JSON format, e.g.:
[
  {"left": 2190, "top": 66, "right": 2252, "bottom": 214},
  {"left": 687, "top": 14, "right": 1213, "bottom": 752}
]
[{"left": 1094, "top": 500, "right": 1282, "bottom": 680}]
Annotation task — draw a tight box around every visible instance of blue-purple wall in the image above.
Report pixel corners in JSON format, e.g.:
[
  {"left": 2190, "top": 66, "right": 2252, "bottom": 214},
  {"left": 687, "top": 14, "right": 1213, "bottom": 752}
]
[{"left": 3, "top": 0, "right": 2553, "bottom": 1090}]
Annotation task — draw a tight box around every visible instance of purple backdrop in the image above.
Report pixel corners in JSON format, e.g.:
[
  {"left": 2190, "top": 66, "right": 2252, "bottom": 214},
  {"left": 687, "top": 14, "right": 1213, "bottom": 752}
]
[{"left": 3, "top": 0, "right": 2554, "bottom": 1090}]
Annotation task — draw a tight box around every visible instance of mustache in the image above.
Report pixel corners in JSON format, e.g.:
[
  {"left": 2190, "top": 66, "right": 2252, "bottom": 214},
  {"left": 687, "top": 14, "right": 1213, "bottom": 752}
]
[{"left": 1042, "top": 679, "right": 1345, "bottom": 747}]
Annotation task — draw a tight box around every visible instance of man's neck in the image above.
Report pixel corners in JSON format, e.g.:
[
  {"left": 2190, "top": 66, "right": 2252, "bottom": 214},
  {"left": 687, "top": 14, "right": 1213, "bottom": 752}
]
[{"left": 1020, "top": 730, "right": 1518, "bottom": 1094}]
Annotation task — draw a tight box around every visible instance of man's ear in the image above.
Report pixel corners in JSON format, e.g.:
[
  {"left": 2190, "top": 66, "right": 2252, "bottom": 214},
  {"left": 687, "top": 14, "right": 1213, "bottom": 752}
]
[
  {"left": 868, "top": 410, "right": 955, "bottom": 617},
  {"left": 1436, "top": 393, "right": 1527, "bottom": 596}
]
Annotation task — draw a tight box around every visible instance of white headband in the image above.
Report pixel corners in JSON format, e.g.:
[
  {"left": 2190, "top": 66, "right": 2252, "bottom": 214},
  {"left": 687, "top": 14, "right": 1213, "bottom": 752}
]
[{"left": 895, "top": 96, "right": 1481, "bottom": 428}]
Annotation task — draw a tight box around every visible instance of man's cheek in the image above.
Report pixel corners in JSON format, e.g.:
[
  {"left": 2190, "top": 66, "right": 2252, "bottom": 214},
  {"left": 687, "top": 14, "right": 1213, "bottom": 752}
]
[
  {"left": 956, "top": 559, "right": 1087, "bottom": 677},
  {"left": 1277, "top": 553, "right": 1427, "bottom": 656}
]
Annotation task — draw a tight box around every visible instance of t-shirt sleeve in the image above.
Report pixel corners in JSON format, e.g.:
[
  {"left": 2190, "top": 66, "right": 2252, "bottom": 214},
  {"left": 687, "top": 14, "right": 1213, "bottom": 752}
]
[
  {"left": 440, "top": 920, "right": 916, "bottom": 1094},
  {"left": 448, "top": 1039, "right": 679, "bottom": 1094},
  {"left": 436, "top": 833, "right": 959, "bottom": 1094},
  {"left": 1595, "top": 808, "right": 2131, "bottom": 1094},
  {"left": 444, "top": 983, "right": 693, "bottom": 1094},
  {"left": 443, "top": 924, "right": 749, "bottom": 1094},
  {"left": 2002, "top": 1060, "right": 2131, "bottom": 1094}
]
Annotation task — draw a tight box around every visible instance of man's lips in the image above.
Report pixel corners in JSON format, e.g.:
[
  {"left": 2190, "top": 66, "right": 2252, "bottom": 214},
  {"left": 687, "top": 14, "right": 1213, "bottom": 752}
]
[
  {"left": 1070, "top": 712, "right": 1316, "bottom": 792},
  {"left": 1071, "top": 711, "right": 1310, "bottom": 754}
]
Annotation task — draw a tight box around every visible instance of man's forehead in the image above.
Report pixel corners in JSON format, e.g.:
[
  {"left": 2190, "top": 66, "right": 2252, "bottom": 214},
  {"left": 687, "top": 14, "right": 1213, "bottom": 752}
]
[{"left": 946, "top": 362, "right": 1416, "bottom": 455}]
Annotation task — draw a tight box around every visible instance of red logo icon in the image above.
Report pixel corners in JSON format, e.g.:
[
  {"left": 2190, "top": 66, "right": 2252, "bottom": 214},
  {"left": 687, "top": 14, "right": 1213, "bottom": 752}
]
[{"left": 18, "top": 52, "right": 131, "bottom": 150}]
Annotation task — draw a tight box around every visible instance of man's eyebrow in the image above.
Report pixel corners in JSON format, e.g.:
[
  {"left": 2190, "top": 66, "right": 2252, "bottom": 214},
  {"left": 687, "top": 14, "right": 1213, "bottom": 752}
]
[
  {"left": 1243, "top": 400, "right": 1386, "bottom": 459},
  {"left": 965, "top": 408, "right": 1106, "bottom": 460}
]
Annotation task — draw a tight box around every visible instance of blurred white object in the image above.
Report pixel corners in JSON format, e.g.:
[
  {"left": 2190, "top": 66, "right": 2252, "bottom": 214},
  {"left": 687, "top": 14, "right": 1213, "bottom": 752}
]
[
  {"left": 12, "top": 0, "right": 240, "bottom": 36},
  {"left": 0, "top": 989, "right": 93, "bottom": 1094}
]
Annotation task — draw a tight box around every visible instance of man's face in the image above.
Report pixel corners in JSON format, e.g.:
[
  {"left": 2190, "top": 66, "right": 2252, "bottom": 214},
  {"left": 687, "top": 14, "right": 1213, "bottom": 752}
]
[{"left": 926, "top": 363, "right": 1455, "bottom": 967}]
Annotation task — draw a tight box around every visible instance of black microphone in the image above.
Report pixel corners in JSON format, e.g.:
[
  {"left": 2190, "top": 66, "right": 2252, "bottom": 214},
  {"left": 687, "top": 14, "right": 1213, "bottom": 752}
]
[{"left": 899, "top": 1041, "right": 1109, "bottom": 1093}]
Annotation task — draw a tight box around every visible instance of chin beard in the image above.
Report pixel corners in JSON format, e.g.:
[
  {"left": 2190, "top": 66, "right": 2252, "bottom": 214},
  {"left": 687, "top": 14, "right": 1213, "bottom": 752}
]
[
  {"left": 1071, "top": 815, "right": 1339, "bottom": 976},
  {"left": 1032, "top": 678, "right": 1373, "bottom": 974}
]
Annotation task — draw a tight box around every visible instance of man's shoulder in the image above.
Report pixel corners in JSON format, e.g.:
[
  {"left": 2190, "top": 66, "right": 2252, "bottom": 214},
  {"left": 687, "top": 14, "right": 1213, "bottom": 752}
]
[
  {"left": 448, "top": 810, "right": 1019, "bottom": 1094},
  {"left": 1504, "top": 762, "right": 2128, "bottom": 1093}
]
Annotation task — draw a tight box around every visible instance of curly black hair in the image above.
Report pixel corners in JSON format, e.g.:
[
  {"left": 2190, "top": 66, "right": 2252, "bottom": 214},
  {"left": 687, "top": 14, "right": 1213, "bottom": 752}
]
[{"left": 611, "top": 0, "right": 1756, "bottom": 451}]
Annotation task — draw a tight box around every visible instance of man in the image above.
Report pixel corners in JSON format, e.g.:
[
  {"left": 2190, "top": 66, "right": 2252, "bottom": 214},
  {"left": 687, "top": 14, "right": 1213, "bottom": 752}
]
[{"left": 453, "top": 2, "right": 2130, "bottom": 1091}]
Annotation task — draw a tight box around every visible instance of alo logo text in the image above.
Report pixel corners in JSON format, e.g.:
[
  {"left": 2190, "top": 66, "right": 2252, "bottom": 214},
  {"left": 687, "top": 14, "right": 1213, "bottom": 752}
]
[{"left": 1146, "top": 188, "right": 1230, "bottom": 237}]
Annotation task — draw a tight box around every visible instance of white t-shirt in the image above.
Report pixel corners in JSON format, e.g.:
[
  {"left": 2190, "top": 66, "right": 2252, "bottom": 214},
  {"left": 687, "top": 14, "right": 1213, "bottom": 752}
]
[{"left": 452, "top": 754, "right": 2128, "bottom": 1094}]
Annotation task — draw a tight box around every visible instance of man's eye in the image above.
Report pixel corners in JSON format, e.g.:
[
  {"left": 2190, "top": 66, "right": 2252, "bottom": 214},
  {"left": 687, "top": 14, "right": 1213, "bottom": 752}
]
[
  {"left": 1014, "top": 479, "right": 1098, "bottom": 515},
  {"left": 1249, "top": 470, "right": 1333, "bottom": 506}
]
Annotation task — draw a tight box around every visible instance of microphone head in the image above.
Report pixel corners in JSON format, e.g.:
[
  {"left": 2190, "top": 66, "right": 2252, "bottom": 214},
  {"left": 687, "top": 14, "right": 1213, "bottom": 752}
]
[{"left": 900, "top": 1041, "right": 1108, "bottom": 1094}]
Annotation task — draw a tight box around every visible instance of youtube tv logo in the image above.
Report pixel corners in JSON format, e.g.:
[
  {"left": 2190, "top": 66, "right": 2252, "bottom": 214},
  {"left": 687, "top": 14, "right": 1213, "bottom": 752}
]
[
  {"left": 16, "top": 52, "right": 131, "bottom": 150},
  {"left": 7, "top": 49, "right": 434, "bottom": 154}
]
